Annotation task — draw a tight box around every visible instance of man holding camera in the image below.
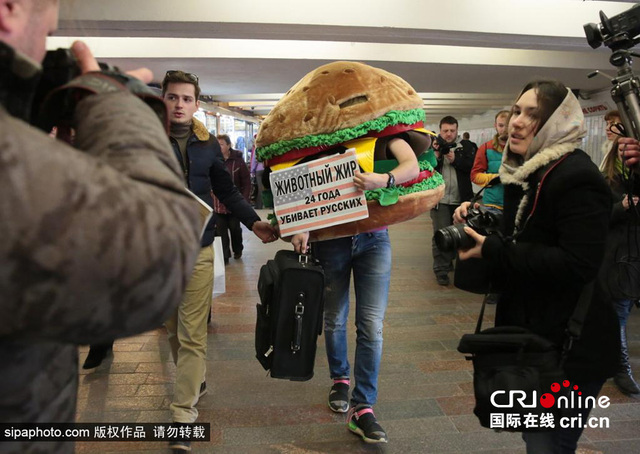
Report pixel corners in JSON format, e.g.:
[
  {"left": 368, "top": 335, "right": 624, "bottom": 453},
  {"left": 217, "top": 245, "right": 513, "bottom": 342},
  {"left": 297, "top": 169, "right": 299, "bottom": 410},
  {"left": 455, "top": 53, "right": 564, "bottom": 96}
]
[
  {"left": 431, "top": 115, "right": 476, "bottom": 286},
  {"left": 0, "top": 1, "right": 202, "bottom": 453}
]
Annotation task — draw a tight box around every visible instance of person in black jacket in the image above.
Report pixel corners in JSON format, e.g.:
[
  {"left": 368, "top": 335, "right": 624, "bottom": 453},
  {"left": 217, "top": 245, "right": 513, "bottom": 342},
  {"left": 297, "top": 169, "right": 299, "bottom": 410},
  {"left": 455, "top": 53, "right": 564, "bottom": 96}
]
[
  {"left": 431, "top": 116, "right": 476, "bottom": 285},
  {"left": 213, "top": 134, "right": 252, "bottom": 263},
  {"left": 600, "top": 138, "right": 640, "bottom": 396},
  {"left": 454, "top": 80, "right": 619, "bottom": 454},
  {"left": 161, "top": 70, "right": 277, "bottom": 452},
  {"left": 461, "top": 131, "right": 478, "bottom": 153}
]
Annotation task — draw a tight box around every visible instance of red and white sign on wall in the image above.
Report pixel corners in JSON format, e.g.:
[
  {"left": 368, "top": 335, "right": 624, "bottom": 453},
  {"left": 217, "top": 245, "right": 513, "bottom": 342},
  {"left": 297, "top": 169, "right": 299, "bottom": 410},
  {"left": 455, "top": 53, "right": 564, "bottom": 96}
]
[{"left": 581, "top": 100, "right": 615, "bottom": 117}]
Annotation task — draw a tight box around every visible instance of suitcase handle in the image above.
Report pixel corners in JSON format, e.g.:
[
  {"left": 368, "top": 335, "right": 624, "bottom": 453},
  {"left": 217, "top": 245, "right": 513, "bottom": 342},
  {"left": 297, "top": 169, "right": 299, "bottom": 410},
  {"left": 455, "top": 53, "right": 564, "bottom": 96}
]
[
  {"left": 298, "top": 253, "right": 320, "bottom": 267},
  {"left": 291, "top": 292, "right": 305, "bottom": 352}
]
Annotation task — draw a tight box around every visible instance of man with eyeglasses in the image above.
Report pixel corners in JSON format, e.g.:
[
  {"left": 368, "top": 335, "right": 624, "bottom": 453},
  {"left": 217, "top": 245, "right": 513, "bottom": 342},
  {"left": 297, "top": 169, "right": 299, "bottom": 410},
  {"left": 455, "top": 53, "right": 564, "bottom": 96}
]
[{"left": 161, "top": 70, "right": 277, "bottom": 452}]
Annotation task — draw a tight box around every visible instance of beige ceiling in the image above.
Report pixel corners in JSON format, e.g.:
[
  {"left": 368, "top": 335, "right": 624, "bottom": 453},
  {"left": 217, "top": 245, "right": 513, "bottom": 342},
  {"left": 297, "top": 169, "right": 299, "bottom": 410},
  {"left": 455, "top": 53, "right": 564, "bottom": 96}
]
[{"left": 51, "top": 0, "right": 638, "bottom": 124}]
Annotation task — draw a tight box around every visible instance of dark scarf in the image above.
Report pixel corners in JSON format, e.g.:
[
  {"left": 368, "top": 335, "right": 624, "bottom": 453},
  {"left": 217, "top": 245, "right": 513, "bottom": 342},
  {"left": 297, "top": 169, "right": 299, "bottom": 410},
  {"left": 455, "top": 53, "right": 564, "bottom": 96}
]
[{"left": 170, "top": 121, "right": 192, "bottom": 167}]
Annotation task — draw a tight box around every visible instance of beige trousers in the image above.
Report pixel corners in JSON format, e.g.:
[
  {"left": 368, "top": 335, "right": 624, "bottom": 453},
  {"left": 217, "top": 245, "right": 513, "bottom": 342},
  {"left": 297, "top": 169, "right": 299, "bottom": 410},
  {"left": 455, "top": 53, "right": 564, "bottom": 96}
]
[{"left": 165, "top": 245, "right": 213, "bottom": 423}]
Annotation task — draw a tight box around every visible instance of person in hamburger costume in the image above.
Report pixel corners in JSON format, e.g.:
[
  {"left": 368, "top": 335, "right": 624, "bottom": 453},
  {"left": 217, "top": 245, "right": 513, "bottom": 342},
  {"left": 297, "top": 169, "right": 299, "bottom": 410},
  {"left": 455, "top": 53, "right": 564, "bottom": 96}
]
[{"left": 255, "top": 61, "right": 444, "bottom": 444}]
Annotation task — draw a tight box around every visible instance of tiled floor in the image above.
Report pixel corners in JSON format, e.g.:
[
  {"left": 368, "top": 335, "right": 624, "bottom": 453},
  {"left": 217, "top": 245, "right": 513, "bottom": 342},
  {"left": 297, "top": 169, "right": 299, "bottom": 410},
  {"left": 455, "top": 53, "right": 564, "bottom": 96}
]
[{"left": 76, "top": 210, "right": 640, "bottom": 453}]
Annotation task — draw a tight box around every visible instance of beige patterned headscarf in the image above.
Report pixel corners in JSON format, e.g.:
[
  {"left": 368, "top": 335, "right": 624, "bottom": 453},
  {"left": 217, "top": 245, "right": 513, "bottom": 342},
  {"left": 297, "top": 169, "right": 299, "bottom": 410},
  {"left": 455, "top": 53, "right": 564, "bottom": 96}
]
[{"left": 499, "top": 88, "right": 586, "bottom": 229}]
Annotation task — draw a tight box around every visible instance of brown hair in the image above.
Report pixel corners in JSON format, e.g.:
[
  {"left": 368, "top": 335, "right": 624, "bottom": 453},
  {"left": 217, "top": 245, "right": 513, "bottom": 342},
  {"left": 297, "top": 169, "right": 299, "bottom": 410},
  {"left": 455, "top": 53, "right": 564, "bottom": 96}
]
[
  {"left": 513, "top": 80, "right": 567, "bottom": 133},
  {"left": 162, "top": 70, "right": 201, "bottom": 99},
  {"left": 216, "top": 134, "right": 231, "bottom": 146},
  {"left": 601, "top": 138, "right": 620, "bottom": 182},
  {"left": 604, "top": 110, "right": 620, "bottom": 122},
  {"left": 495, "top": 110, "right": 509, "bottom": 121}
]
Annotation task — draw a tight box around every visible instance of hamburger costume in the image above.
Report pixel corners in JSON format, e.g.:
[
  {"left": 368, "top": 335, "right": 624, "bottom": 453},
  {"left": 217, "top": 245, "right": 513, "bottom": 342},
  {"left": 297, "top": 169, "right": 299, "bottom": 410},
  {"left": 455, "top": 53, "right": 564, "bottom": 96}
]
[
  {"left": 255, "top": 62, "right": 445, "bottom": 444},
  {"left": 256, "top": 61, "right": 445, "bottom": 239}
]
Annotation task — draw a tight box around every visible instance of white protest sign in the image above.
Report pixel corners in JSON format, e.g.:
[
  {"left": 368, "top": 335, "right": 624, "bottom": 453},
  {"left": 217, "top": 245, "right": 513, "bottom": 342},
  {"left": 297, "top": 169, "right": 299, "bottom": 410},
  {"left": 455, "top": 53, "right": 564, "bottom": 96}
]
[{"left": 270, "top": 149, "right": 369, "bottom": 237}]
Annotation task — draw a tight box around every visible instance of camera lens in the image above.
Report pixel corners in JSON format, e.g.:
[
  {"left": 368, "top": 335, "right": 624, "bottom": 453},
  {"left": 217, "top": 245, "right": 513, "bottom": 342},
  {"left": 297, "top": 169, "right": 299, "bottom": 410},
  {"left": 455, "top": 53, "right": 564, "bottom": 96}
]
[
  {"left": 583, "top": 23, "right": 603, "bottom": 49},
  {"left": 434, "top": 224, "right": 476, "bottom": 252}
]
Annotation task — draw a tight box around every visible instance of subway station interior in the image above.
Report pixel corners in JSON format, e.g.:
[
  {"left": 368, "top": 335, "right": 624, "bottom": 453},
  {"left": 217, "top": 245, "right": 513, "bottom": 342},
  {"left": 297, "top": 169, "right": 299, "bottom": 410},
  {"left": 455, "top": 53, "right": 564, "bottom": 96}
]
[{"left": 20, "top": 0, "right": 640, "bottom": 453}]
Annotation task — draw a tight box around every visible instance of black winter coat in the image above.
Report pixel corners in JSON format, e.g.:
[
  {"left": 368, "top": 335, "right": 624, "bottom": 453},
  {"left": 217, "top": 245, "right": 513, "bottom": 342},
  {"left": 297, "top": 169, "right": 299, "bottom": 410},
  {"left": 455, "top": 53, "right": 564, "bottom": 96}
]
[
  {"left": 600, "top": 169, "right": 640, "bottom": 301},
  {"left": 434, "top": 140, "right": 476, "bottom": 203},
  {"left": 482, "top": 149, "right": 620, "bottom": 382},
  {"left": 170, "top": 119, "right": 260, "bottom": 247}
]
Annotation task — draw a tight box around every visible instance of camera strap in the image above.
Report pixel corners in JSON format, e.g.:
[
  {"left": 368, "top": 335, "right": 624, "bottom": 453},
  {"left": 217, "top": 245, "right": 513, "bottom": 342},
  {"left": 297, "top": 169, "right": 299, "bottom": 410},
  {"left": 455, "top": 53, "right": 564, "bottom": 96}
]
[{"left": 467, "top": 175, "right": 501, "bottom": 206}]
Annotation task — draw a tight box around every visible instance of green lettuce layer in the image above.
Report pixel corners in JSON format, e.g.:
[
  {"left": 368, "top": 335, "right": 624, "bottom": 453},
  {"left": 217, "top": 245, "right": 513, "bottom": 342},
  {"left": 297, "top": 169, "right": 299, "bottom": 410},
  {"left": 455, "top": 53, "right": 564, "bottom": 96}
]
[
  {"left": 257, "top": 108, "right": 426, "bottom": 161},
  {"left": 365, "top": 160, "right": 444, "bottom": 207}
]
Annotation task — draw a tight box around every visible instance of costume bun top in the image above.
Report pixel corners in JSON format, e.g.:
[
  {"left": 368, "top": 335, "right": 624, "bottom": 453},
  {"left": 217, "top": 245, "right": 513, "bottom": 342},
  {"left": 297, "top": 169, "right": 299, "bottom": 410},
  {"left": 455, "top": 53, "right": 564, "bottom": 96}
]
[{"left": 256, "top": 61, "right": 425, "bottom": 162}]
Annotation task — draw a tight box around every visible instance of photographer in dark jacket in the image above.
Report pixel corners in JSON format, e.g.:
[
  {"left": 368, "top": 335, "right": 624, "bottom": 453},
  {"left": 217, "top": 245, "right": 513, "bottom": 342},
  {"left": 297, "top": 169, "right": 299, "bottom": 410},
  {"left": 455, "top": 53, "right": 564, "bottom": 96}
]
[
  {"left": 161, "top": 70, "right": 277, "bottom": 451},
  {"left": 431, "top": 116, "right": 476, "bottom": 285},
  {"left": 455, "top": 80, "right": 619, "bottom": 453}
]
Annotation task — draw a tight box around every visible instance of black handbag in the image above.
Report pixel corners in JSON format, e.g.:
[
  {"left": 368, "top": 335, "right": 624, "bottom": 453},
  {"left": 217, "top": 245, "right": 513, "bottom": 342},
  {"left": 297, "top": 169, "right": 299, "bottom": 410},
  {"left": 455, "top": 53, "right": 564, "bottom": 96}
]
[{"left": 457, "top": 282, "right": 594, "bottom": 432}]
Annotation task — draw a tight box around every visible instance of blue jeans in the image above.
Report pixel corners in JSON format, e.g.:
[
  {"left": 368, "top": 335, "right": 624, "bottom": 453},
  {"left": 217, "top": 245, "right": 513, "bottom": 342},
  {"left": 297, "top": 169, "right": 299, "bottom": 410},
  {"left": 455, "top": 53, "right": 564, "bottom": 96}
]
[
  {"left": 615, "top": 299, "right": 634, "bottom": 328},
  {"left": 521, "top": 379, "right": 605, "bottom": 454},
  {"left": 314, "top": 230, "right": 392, "bottom": 407}
]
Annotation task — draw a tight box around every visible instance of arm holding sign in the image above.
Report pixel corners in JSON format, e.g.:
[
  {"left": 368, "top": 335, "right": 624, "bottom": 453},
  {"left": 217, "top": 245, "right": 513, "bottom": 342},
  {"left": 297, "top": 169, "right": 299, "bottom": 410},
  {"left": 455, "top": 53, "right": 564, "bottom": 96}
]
[
  {"left": 287, "top": 138, "right": 421, "bottom": 249},
  {"left": 353, "top": 138, "right": 420, "bottom": 191},
  {"left": 289, "top": 138, "right": 419, "bottom": 252}
]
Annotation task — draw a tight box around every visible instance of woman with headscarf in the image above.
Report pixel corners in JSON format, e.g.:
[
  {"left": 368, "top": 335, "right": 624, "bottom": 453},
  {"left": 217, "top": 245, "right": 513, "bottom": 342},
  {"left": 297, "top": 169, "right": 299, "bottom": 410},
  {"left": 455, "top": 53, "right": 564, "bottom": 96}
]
[{"left": 454, "top": 79, "right": 620, "bottom": 453}]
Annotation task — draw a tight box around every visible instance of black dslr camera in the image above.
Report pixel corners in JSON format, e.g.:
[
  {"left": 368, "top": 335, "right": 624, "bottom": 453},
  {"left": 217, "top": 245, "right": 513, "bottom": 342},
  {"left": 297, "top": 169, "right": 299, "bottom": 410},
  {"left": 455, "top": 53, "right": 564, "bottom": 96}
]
[
  {"left": 31, "top": 49, "right": 80, "bottom": 130},
  {"left": 32, "top": 49, "right": 168, "bottom": 133},
  {"left": 32, "top": 49, "right": 118, "bottom": 131},
  {"left": 434, "top": 206, "right": 502, "bottom": 252},
  {"left": 434, "top": 135, "right": 458, "bottom": 155}
]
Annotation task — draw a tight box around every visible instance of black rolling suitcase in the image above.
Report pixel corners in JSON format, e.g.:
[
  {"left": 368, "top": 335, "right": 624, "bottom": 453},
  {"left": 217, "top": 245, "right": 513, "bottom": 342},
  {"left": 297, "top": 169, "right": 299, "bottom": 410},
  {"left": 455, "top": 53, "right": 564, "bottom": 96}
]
[{"left": 255, "top": 250, "right": 324, "bottom": 381}]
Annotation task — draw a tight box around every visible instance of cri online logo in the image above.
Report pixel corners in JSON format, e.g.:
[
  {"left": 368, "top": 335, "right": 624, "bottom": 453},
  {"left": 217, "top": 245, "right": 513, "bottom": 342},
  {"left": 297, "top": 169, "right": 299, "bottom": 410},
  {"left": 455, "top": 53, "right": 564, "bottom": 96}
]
[
  {"left": 490, "top": 380, "right": 610, "bottom": 410},
  {"left": 541, "top": 380, "right": 577, "bottom": 408}
]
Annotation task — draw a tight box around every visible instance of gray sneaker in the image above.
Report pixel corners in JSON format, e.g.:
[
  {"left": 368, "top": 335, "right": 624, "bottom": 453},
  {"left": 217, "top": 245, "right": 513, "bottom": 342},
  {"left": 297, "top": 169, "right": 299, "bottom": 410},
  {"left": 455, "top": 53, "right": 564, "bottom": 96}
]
[
  {"left": 436, "top": 274, "right": 450, "bottom": 286},
  {"left": 328, "top": 381, "right": 350, "bottom": 413}
]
